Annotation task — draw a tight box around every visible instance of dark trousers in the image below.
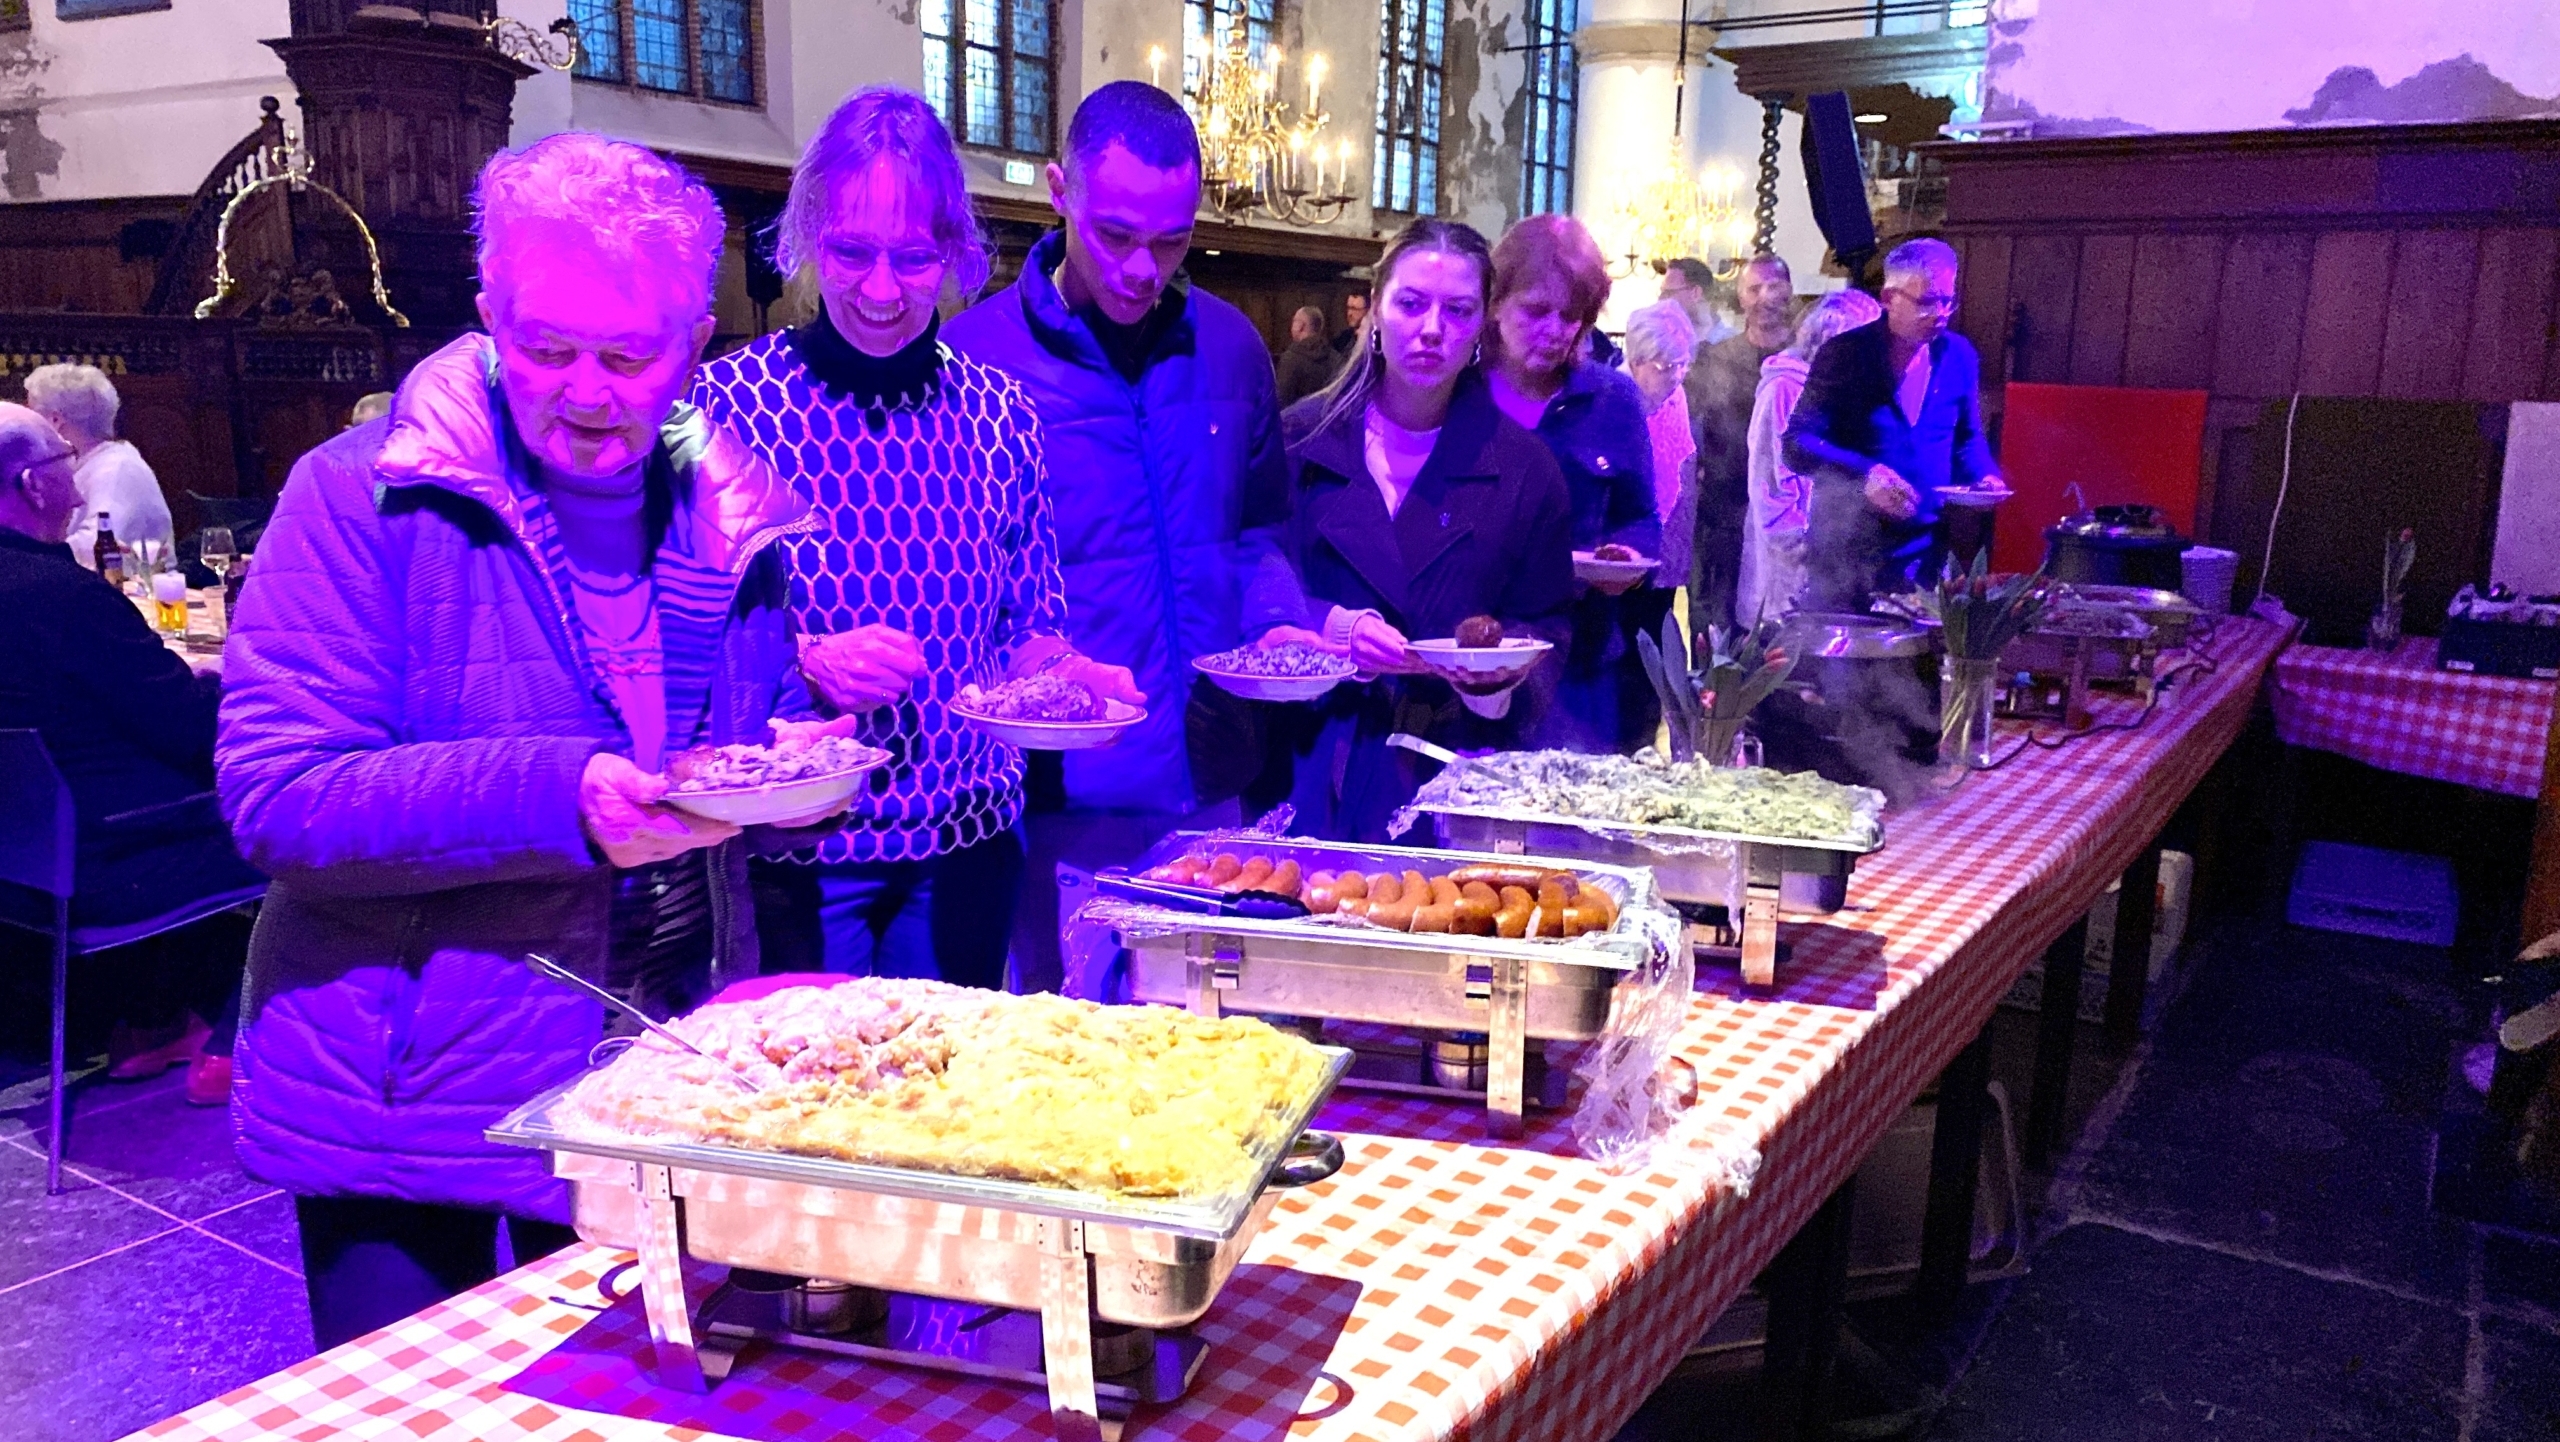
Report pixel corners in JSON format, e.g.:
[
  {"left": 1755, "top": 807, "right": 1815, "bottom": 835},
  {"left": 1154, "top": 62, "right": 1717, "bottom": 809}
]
[
  {"left": 750, "top": 829, "right": 1026, "bottom": 991},
  {"left": 294, "top": 1194, "right": 578, "bottom": 1351}
]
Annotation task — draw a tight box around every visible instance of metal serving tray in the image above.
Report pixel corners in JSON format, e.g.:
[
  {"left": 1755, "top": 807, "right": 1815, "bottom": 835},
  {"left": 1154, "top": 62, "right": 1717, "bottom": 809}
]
[
  {"left": 1083, "top": 834, "right": 1663, "bottom": 1137},
  {"left": 1410, "top": 804, "right": 1886, "bottom": 989},
  {"left": 487, "top": 1048, "right": 1349, "bottom": 1442}
]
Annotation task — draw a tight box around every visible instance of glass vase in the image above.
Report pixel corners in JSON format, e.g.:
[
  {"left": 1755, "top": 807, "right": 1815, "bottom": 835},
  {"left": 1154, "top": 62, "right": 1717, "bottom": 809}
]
[
  {"left": 1939, "top": 657, "right": 2000, "bottom": 770},
  {"left": 1702, "top": 719, "right": 1759, "bottom": 769},
  {"left": 2366, "top": 601, "right": 2403, "bottom": 653}
]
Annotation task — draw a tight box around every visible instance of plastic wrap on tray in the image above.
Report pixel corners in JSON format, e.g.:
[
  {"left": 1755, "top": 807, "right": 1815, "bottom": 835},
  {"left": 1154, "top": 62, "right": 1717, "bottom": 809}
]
[
  {"left": 1387, "top": 750, "right": 1886, "bottom": 854},
  {"left": 1061, "top": 857, "right": 1707, "bottom": 1176}
]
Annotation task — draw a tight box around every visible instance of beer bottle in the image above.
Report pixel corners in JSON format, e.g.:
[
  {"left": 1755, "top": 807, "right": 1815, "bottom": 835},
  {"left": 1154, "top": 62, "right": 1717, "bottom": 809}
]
[{"left": 94, "top": 511, "right": 124, "bottom": 588}]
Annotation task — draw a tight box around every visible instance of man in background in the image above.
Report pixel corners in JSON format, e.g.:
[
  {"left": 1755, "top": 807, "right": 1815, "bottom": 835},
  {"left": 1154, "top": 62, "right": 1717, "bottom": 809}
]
[
  {"left": 1329, "top": 288, "right": 1369, "bottom": 362},
  {"left": 1275, "top": 304, "right": 1336, "bottom": 407},
  {"left": 1786, "top": 237, "right": 2005, "bottom": 607},
  {"left": 944, "top": 81, "right": 1290, "bottom": 992},
  {"left": 1686, "top": 253, "right": 1794, "bottom": 626},
  {"left": 24, "top": 363, "right": 171, "bottom": 573},
  {"left": 1656, "top": 257, "right": 1727, "bottom": 344}
]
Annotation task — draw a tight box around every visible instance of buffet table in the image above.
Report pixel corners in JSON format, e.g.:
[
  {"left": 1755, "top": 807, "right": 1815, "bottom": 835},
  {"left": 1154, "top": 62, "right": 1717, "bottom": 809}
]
[
  {"left": 130, "top": 618, "right": 2293, "bottom": 1442},
  {"left": 2268, "top": 636, "right": 2553, "bottom": 798}
]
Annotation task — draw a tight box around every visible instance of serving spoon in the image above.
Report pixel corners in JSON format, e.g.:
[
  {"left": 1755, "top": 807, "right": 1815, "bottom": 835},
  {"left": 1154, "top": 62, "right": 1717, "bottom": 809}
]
[{"left": 523, "top": 952, "right": 767, "bottom": 1095}]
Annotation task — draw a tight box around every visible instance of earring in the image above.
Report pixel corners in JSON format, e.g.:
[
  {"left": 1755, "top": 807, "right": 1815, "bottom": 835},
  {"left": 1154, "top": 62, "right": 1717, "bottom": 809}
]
[{"left": 1369, "top": 329, "right": 1382, "bottom": 356}]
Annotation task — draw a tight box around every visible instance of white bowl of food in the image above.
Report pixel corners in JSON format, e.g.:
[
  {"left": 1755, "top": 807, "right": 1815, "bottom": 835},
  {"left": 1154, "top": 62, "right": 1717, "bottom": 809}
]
[
  {"left": 1407, "top": 617, "right": 1554, "bottom": 696},
  {"left": 951, "top": 675, "right": 1147, "bottom": 750},
  {"left": 1572, "top": 545, "right": 1660, "bottom": 587},
  {"left": 1191, "top": 641, "right": 1359, "bottom": 702},
  {"left": 1936, "top": 483, "right": 2012, "bottom": 510},
  {"left": 663, "top": 736, "right": 891, "bottom": 826}
]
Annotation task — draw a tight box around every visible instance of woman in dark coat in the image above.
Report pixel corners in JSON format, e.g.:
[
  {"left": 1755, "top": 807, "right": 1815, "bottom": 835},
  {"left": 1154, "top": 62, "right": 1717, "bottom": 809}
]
[
  {"left": 1256, "top": 219, "right": 1574, "bottom": 842},
  {"left": 1485, "top": 215, "right": 1663, "bottom": 755}
]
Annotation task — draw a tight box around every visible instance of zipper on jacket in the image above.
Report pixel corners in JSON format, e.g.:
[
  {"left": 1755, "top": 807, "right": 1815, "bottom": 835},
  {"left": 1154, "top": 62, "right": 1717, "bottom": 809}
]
[{"left": 1127, "top": 387, "right": 1195, "bottom": 810}]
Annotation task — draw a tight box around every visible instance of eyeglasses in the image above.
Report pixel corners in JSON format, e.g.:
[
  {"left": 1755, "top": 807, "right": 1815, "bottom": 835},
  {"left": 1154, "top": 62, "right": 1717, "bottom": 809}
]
[
  {"left": 5, "top": 448, "right": 74, "bottom": 487},
  {"left": 822, "top": 240, "right": 947, "bottom": 281}
]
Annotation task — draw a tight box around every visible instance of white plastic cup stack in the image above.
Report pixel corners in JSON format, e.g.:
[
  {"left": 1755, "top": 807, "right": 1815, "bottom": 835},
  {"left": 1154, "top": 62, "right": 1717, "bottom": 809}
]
[{"left": 2181, "top": 546, "right": 2240, "bottom": 618}]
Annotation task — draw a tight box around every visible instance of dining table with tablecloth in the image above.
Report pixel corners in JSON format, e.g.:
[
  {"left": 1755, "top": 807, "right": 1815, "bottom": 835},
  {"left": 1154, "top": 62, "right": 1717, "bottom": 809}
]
[{"left": 125, "top": 617, "right": 2294, "bottom": 1442}]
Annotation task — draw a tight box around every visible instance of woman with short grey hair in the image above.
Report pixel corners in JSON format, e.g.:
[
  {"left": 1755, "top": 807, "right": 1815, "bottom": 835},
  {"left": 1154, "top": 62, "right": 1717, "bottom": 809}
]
[
  {"left": 693, "top": 86, "right": 1133, "bottom": 988},
  {"left": 1619, "top": 299, "right": 1699, "bottom": 599},
  {"left": 1742, "top": 288, "right": 1882, "bottom": 619},
  {"left": 23, "top": 362, "right": 171, "bottom": 572}
]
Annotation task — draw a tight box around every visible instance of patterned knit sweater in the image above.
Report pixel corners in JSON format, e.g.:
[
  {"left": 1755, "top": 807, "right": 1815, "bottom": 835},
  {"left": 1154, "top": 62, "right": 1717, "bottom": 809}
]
[{"left": 693, "top": 316, "right": 1067, "bottom": 863}]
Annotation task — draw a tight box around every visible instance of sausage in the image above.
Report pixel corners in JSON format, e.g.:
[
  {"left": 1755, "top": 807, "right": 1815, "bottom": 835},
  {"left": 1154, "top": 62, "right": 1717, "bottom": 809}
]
[
  {"left": 1220, "top": 856, "right": 1275, "bottom": 893},
  {"left": 1205, "top": 853, "right": 1243, "bottom": 885},
  {"left": 1303, "top": 872, "right": 1339, "bottom": 915},
  {"left": 1428, "top": 875, "right": 1461, "bottom": 908},
  {"left": 1364, "top": 873, "right": 1401, "bottom": 906},
  {"left": 1454, "top": 881, "right": 1500, "bottom": 935},
  {"left": 1536, "top": 875, "right": 1579, "bottom": 916},
  {"left": 1365, "top": 886, "right": 1421, "bottom": 930},
  {"left": 1400, "top": 871, "right": 1432, "bottom": 908},
  {"left": 1149, "top": 855, "right": 1203, "bottom": 884},
  {"left": 1495, "top": 885, "right": 1535, "bottom": 939},
  {"left": 1411, "top": 899, "right": 1456, "bottom": 933},
  {"left": 1333, "top": 872, "right": 1370, "bottom": 902},
  {"left": 1575, "top": 885, "right": 1619, "bottom": 932},
  {"left": 1446, "top": 862, "right": 1570, "bottom": 892},
  {"left": 1265, "top": 859, "right": 1303, "bottom": 899}
]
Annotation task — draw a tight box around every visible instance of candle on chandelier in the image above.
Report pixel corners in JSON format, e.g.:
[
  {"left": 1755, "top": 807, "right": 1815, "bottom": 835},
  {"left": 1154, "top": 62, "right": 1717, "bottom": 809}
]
[
  {"left": 1287, "top": 130, "right": 1308, "bottom": 192},
  {"left": 1307, "top": 54, "right": 1327, "bottom": 113},
  {"left": 1147, "top": 45, "right": 1165, "bottom": 90}
]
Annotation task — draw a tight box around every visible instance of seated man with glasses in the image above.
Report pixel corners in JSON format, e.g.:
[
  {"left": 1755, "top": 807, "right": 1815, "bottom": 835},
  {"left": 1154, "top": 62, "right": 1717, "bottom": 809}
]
[
  {"left": 1782, "top": 237, "right": 2009, "bottom": 607},
  {"left": 0, "top": 403, "right": 259, "bottom": 1104}
]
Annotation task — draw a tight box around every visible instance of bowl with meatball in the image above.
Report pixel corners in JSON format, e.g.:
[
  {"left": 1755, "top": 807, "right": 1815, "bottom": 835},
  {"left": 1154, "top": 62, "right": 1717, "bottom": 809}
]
[
  {"left": 951, "top": 674, "right": 1148, "bottom": 750},
  {"left": 1406, "top": 615, "right": 1555, "bottom": 696},
  {"left": 1571, "top": 543, "right": 1660, "bottom": 587}
]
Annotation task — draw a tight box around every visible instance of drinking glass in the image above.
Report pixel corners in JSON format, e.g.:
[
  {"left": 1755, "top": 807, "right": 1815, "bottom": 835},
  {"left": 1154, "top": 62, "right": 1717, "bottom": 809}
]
[{"left": 197, "top": 527, "right": 236, "bottom": 641}]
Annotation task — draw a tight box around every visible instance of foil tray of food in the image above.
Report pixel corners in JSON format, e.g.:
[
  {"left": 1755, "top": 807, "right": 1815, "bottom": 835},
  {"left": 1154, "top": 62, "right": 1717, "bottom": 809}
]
[
  {"left": 1395, "top": 749, "right": 1889, "bottom": 988},
  {"left": 1071, "top": 834, "right": 1674, "bottom": 1137}
]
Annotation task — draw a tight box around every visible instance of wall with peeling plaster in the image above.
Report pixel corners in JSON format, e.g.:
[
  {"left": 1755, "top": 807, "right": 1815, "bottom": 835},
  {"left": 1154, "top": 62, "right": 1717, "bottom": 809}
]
[
  {"left": 1984, "top": 0, "right": 2560, "bottom": 136},
  {"left": 0, "top": 0, "right": 293, "bottom": 203}
]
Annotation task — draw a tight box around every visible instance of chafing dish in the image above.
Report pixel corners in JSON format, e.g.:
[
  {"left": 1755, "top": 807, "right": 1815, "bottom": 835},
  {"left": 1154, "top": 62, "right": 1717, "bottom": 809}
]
[
  {"left": 2058, "top": 583, "right": 2200, "bottom": 649},
  {"left": 487, "top": 1045, "right": 1350, "bottom": 1442},
  {"left": 1064, "top": 833, "right": 1668, "bottom": 1138},
  {"left": 1409, "top": 804, "right": 1883, "bottom": 990}
]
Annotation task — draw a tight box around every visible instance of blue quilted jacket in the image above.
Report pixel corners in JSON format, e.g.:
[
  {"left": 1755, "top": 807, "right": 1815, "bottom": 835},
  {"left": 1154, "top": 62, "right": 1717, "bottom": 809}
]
[
  {"left": 942, "top": 232, "right": 1291, "bottom": 813},
  {"left": 215, "top": 335, "right": 814, "bottom": 1219}
]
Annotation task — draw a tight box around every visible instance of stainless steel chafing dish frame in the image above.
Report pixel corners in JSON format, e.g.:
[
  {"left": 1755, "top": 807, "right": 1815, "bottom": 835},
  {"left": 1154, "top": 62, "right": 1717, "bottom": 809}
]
[
  {"left": 1410, "top": 804, "right": 1884, "bottom": 989},
  {"left": 1080, "top": 833, "right": 1668, "bottom": 1139},
  {"left": 486, "top": 1046, "right": 1351, "bottom": 1442}
]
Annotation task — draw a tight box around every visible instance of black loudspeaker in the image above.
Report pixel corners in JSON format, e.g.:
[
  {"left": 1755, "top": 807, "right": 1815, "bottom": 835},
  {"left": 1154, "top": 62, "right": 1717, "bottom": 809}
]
[{"left": 1800, "top": 92, "right": 1877, "bottom": 282}]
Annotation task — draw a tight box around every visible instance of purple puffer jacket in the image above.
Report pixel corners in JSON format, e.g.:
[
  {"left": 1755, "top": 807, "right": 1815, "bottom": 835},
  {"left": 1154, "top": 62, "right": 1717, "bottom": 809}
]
[{"left": 216, "top": 335, "right": 814, "bottom": 1220}]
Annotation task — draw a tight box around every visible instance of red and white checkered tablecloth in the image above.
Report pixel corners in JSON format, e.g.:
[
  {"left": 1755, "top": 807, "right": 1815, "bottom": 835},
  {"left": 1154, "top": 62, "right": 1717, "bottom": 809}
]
[
  {"left": 128, "top": 618, "right": 2294, "bottom": 1442},
  {"left": 2268, "top": 635, "right": 2554, "bottom": 798}
]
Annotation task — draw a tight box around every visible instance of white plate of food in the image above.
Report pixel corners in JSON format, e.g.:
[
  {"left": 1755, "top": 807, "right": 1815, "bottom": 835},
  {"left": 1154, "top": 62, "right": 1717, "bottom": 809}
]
[
  {"left": 663, "top": 736, "right": 892, "bottom": 826},
  {"left": 1572, "top": 545, "right": 1660, "bottom": 586},
  {"left": 952, "top": 675, "right": 1147, "bottom": 750},
  {"left": 1936, "top": 484, "right": 2012, "bottom": 510},
  {"left": 1407, "top": 617, "right": 1554, "bottom": 695},
  {"left": 1190, "top": 641, "right": 1359, "bottom": 702}
]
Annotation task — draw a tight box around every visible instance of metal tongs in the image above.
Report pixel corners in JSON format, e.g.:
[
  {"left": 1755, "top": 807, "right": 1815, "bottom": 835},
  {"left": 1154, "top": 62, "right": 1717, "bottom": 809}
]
[
  {"left": 1090, "top": 871, "right": 1309, "bottom": 920},
  {"left": 522, "top": 952, "right": 766, "bottom": 1095}
]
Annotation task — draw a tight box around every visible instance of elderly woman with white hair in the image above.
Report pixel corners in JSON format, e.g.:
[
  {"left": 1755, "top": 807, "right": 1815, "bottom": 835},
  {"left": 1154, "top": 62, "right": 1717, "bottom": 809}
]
[
  {"left": 1741, "top": 288, "right": 1882, "bottom": 620},
  {"left": 214, "top": 132, "right": 851, "bottom": 1347},
  {"left": 693, "top": 86, "right": 1131, "bottom": 989},
  {"left": 1619, "top": 299, "right": 1699, "bottom": 600},
  {"left": 23, "top": 362, "right": 172, "bottom": 572}
]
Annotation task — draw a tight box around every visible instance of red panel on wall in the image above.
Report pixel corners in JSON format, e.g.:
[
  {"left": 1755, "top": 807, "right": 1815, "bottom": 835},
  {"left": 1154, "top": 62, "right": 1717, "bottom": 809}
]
[{"left": 1993, "top": 382, "right": 2210, "bottom": 576}]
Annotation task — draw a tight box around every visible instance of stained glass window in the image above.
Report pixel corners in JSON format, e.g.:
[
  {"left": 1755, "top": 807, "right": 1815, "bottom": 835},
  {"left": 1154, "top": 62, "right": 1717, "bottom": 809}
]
[
  {"left": 567, "top": 0, "right": 758, "bottom": 106},
  {"left": 1373, "top": 0, "right": 1446, "bottom": 214},
  {"left": 923, "top": 0, "right": 1057, "bottom": 157},
  {"left": 1183, "top": 0, "right": 1273, "bottom": 95},
  {"left": 1520, "top": 0, "right": 1576, "bottom": 215}
]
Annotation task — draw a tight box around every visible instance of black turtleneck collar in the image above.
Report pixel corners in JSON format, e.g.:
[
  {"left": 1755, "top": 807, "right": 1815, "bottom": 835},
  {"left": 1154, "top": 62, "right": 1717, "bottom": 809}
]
[{"left": 789, "top": 305, "right": 943, "bottom": 411}]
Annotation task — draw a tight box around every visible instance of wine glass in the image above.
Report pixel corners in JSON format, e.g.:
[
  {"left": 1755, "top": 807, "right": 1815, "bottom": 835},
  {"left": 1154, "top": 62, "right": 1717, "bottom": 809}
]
[{"left": 197, "top": 528, "right": 237, "bottom": 642}]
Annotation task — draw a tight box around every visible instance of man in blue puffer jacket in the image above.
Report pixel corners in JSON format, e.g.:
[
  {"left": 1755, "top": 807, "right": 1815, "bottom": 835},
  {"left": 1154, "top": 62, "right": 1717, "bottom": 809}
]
[{"left": 944, "top": 82, "right": 1290, "bottom": 988}]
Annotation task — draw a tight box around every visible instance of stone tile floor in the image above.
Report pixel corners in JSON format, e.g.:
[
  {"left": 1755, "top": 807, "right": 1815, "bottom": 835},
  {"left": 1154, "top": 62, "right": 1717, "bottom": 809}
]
[{"left": 2, "top": 906, "right": 2555, "bottom": 1441}]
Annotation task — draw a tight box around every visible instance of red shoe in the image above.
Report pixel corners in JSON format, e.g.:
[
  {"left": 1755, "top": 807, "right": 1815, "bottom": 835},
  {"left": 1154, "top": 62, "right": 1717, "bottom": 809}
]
[
  {"left": 184, "top": 1052, "right": 234, "bottom": 1107},
  {"left": 107, "top": 1014, "right": 211, "bottom": 1081}
]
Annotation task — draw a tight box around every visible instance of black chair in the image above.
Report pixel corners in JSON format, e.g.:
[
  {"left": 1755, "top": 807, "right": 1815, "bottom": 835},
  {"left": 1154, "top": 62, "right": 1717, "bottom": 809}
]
[{"left": 0, "top": 730, "right": 264, "bottom": 1194}]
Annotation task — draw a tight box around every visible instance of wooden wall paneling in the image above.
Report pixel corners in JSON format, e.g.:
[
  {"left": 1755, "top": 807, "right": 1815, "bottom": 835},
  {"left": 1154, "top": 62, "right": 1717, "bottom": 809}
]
[
  {"left": 2377, "top": 229, "right": 2484, "bottom": 400},
  {"left": 2297, "top": 231, "right": 2396, "bottom": 396},
  {"left": 1957, "top": 233, "right": 2015, "bottom": 389},
  {"left": 2211, "top": 231, "right": 2315, "bottom": 401},
  {"left": 2123, "top": 233, "right": 2227, "bottom": 391},
  {"left": 2066, "top": 233, "right": 2136, "bottom": 387},
  {"left": 2006, "top": 235, "right": 2082, "bottom": 385},
  {"left": 2462, "top": 228, "right": 2560, "bottom": 402}
]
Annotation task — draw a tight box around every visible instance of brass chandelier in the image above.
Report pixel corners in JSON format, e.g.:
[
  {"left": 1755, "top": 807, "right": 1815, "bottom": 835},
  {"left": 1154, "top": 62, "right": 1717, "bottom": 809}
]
[{"left": 1153, "top": 14, "right": 1356, "bottom": 227}]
